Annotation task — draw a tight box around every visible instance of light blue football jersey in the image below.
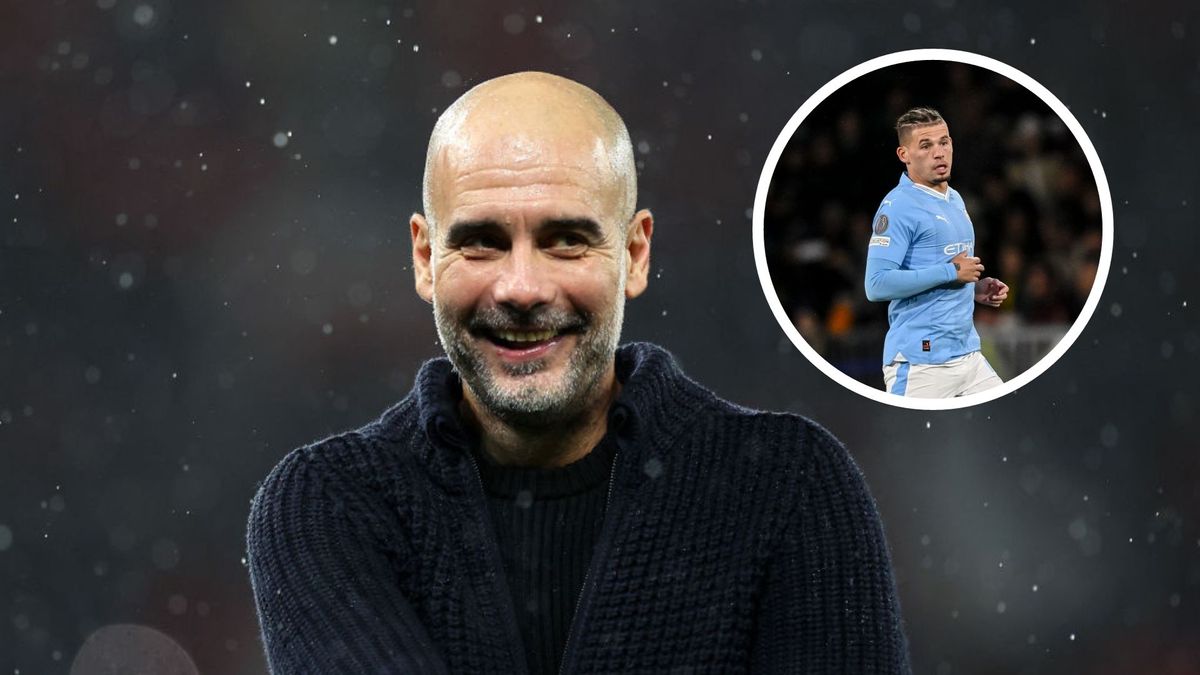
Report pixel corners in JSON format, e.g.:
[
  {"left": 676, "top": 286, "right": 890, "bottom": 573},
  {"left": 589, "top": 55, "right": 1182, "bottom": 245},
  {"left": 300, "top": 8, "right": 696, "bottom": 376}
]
[{"left": 866, "top": 173, "right": 980, "bottom": 365}]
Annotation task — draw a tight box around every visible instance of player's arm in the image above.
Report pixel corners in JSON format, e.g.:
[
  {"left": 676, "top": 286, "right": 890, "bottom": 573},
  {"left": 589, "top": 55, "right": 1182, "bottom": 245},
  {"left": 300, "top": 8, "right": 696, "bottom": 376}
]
[
  {"left": 246, "top": 442, "right": 450, "bottom": 674},
  {"left": 864, "top": 257, "right": 956, "bottom": 301},
  {"left": 750, "top": 423, "right": 911, "bottom": 673},
  {"left": 865, "top": 250, "right": 985, "bottom": 301}
]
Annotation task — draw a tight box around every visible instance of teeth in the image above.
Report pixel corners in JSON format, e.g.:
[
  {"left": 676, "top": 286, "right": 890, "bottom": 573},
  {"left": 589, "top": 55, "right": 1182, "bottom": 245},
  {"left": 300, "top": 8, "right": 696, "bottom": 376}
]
[{"left": 495, "top": 329, "right": 557, "bottom": 343}]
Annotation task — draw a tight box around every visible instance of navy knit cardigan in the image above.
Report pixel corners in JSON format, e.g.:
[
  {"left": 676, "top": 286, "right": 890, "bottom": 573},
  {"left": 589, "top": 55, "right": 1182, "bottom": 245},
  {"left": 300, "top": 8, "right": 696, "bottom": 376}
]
[{"left": 246, "top": 343, "right": 911, "bottom": 673}]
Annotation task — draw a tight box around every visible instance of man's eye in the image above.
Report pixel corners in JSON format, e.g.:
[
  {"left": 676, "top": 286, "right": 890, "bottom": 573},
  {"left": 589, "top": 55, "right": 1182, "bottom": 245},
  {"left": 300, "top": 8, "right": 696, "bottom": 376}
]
[
  {"left": 461, "top": 235, "right": 501, "bottom": 250},
  {"left": 546, "top": 233, "right": 588, "bottom": 251}
]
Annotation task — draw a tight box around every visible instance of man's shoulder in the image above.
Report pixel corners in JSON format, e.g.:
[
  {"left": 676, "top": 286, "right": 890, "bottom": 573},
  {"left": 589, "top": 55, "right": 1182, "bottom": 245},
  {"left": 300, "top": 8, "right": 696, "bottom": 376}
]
[
  {"left": 650, "top": 367, "right": 854, "bottom": 481},
  {"left": 249, "top": 397, "right": 427, "bottom": 515}
]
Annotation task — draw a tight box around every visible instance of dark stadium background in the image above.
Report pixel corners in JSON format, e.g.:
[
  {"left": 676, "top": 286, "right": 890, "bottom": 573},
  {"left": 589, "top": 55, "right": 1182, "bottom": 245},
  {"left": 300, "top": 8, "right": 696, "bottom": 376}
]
[
  {"left": 764, "top": 60, "right": 1103, "bottom": 388},
  {"left": 2, "top": 1, "right": 1197, "bottom": 673}
]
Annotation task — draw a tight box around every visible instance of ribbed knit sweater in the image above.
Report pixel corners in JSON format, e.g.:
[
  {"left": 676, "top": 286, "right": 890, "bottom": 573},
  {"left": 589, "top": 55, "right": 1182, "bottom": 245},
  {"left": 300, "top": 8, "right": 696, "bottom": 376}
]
[
  {"left": 246, "top": 343, "right": 911, "bottom": 673},
  {"left": 473, "top": 433, "right": 617, "bottom": 675}
]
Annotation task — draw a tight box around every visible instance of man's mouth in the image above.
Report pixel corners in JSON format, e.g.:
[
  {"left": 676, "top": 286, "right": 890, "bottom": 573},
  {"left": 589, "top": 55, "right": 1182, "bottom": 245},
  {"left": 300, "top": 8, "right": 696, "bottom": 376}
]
[{"left": 488, "top": 329, "right": 561, "bottom": 349}]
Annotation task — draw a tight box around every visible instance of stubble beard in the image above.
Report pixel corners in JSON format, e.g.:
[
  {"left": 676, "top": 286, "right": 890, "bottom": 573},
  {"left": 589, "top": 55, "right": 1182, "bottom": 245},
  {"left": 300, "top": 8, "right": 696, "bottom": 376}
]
[{"left": 433, "top": 281, "right": 625, "bottom": 430}]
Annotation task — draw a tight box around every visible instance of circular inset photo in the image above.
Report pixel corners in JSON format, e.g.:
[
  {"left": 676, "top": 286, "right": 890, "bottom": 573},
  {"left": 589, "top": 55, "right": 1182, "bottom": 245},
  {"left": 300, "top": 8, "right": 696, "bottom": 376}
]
[{"left": 753, "top": 49, "right": 1112, "bottom": 409}]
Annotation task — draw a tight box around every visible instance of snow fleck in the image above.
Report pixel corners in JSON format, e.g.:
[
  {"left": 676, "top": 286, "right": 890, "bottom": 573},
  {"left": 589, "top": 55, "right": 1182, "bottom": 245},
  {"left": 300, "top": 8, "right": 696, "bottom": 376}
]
[
  {"left": 636, "top": 140, "right": 650, "bottom": 154},
  {"left": 85, "top": 366, "right": 102, "bottom": 384},
  {"left": 132, "top": 4, "right": 156, "bottom": 27},
  {"left": 925, "top": 421, "right": 931, "bottom": 429},
  {"left": 706, "top": 134, "right": 712, "bottom": 140},
  {"left": 1032, "top": 584, "right": 1039, "bottom": 592},
  {"left": 322, "top": 323, "right": 333, "bottom": 335},
  {"left": 1109, "top": 303, "right": 1122, "bottom": 317},
  {"left": 412, "top": 44, "right": 420, "bottom": 52},
  {"left": 750, "top": 49, "right": 762, "bottom": 62},
  {"left": 996, "top": 601, "right": 1006, "bottom": 614},
  {"left": 503, "top": 13, "right": 526, "bottom": 35},
  {"left": 0, "top": 525, "right": 12, "bottom": 551},
  {"left": 258, "top": 97, "right": 266, "bottom": 105},
  {"left": 1069, "top": 633, "right": 1076, "bottom": 641},
  {"left": 272, "top": 132, "right": 289, "bottom": 148},
  {"left": 1068, "top": 517, "right": 1088, "bottom": 540},
  {"left": 1099, "top": 423, "right": 1119, "bottom": 448},
  {"left": 328, "top": 35, "right": 338, "bottom": 45},
  {"left": 1030, "top": 37, "right": 1036, "bottom": 45},
  {"left": 515, "top": 490, "right": 533, "bottom": 509},
  {"left": 167, "top": 594, "right": 188, "bottom": 615},
  {"left": 1169, "top": 593, "right": 1181, "bottom": 607},
  {"left": 535, "top": 15, "right": 543, "bottom": 23},
  {"left": 643, "top": 458, "right": 663, "bottom": 479}
]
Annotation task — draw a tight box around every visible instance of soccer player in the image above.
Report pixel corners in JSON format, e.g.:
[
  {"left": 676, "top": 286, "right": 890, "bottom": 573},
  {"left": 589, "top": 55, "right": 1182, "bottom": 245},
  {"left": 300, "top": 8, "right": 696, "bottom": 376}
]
[{"left": 864, "top": 107, "right": 1009, "bottom": 398}]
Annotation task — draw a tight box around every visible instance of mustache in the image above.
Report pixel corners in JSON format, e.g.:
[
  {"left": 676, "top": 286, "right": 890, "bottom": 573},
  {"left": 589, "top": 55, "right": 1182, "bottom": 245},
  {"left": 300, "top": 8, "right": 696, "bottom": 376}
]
[{"left": 466, "top": 306, "right": 589, "bottom": 335}]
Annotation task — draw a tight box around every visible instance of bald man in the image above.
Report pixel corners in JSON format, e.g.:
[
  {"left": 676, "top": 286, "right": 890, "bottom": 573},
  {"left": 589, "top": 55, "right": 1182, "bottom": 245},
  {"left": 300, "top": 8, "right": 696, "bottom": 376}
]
[{"left": 247, "top": 73, "right": 911, "bottom": 674}]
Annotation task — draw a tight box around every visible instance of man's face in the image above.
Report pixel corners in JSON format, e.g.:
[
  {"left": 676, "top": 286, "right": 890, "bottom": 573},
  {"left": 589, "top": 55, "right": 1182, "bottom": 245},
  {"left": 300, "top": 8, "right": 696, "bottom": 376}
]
[
  {"left": 415, "top": 128, "right": 646, "bottom": 427},
  {"left": 899, "top": 122, "right": 953, "bottom": 190}
]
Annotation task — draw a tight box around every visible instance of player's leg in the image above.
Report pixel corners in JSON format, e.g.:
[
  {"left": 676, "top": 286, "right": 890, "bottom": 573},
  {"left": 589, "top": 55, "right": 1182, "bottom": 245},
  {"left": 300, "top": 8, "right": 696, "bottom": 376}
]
[
  {"left": 885, "top": 357, "right": 963, "bottom": 398},
  {"left": 900, "top": 361, "right": 964, "bottom": 398},
  {"left": 958, "top": 351, "right": 1003, "bottom": 396}
]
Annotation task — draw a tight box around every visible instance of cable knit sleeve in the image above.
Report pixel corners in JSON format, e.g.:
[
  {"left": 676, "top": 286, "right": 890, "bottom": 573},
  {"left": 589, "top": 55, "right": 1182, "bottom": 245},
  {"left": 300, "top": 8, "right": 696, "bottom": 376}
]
[
  {"left": 245, "top": 440, "right": 450, "bottom": 674},
  {"left": 751, "top": 422, "right": 911, "bottom": 673}
]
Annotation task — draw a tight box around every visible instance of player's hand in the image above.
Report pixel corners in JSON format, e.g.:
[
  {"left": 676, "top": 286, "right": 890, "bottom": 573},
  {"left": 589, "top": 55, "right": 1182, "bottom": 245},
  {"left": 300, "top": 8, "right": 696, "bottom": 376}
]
[
  {"left": 950, "top": 251, "right": 984, "bottom": 283},
  {"left": 975, "top": 277, "right": 1009, "bottom": 307}
]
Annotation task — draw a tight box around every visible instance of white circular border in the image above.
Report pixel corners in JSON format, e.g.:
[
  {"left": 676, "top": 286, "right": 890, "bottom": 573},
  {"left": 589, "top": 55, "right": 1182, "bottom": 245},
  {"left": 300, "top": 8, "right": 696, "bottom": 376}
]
[{"left": 752, "top": 48, "right": 1114, "bottom": 410}]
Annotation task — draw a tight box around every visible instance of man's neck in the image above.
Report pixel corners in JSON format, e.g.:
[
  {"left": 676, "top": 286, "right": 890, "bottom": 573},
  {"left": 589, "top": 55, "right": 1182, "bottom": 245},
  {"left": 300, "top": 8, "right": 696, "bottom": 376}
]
[{"left": 461, "top": 370, "right": 620, "bottom": 469}]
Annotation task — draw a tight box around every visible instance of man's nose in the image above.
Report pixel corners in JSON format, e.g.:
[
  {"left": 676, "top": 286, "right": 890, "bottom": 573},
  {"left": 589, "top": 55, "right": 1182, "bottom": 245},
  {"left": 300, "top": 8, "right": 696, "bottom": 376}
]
[{"left": 491, "top": 244, "right": 556, "bottom": 310}]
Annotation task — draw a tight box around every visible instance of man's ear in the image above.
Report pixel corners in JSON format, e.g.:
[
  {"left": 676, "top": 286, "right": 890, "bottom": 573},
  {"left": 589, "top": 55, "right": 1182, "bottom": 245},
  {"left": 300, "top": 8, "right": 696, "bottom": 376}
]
[
  {"left": 623, "top": 209, "right": 654, "bottom": 299},
  {"left": 411, "top": 213, "right": 434, "bottom": 303},
  {"left": 896, "top": 145, "right": 909, "bottom": 165}
]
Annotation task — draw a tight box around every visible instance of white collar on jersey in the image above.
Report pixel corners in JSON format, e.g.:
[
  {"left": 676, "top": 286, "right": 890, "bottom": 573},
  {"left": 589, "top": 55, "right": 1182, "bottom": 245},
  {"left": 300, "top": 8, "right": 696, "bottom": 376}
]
[{"left": 910, "top": 182, "right": 951, "bottom": 201}]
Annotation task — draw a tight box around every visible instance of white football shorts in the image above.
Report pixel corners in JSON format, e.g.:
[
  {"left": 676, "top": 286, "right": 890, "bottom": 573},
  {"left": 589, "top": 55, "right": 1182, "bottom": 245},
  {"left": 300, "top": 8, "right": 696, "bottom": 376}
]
[{"left": 883, "top": 351, "right": 1002, "bottom": 398}]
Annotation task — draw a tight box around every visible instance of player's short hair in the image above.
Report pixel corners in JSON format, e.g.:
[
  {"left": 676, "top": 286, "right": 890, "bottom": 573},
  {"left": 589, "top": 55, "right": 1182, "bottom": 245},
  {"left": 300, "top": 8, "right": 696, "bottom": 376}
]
[{"left": 896, "top": 107, "right": 946, "bottom": 144}]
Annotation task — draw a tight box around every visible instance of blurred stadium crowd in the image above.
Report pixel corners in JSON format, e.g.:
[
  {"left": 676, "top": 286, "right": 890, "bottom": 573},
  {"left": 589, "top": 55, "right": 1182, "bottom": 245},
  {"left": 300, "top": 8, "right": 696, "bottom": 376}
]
[{"left": 765, "top": 62, "right": 1103, "bottom": 385}]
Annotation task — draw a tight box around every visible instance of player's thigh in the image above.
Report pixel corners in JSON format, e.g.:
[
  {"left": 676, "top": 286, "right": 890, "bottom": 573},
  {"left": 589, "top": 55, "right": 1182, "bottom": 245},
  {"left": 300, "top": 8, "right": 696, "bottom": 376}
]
[
  {"left": 884, "top": 361, "right": 957, "bottom": 398},
  {"left": 902, "top": 363, "right": 964, "bottom": 398},
  {"left": 959, "top": 352, "right": 1003, "bottom": 396}
]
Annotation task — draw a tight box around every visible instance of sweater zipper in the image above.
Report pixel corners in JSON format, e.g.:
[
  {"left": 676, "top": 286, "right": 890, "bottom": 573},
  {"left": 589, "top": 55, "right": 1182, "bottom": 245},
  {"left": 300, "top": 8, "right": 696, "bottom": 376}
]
[
  {"left": 558, "top": 450, "right": 619, "bottom": 675},
  {"left": 468, "top": 454, "right": 532, "bottom": 675}
]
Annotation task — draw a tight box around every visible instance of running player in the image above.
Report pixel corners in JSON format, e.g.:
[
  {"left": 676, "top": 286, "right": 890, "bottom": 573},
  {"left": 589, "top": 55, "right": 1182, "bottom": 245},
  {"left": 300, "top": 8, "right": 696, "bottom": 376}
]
[{"left": 864, "top": 107, "right": 1009, "bottom": 398}]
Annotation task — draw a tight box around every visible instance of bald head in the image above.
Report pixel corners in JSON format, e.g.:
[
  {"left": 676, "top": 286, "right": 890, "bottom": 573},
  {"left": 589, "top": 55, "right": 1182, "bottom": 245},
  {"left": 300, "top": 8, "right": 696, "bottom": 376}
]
[{"left": 421, "top": 72, "right": 636, "bottom": 235}]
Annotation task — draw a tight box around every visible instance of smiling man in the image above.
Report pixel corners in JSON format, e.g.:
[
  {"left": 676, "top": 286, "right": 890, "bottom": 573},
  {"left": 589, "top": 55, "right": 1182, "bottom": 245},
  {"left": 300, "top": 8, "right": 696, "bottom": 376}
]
[
  {"left": 865, "top": 107, "right": 1009, "bottom": 398},
  {"left": 247, "top": 72, "right": 910, "bottom": 674}
]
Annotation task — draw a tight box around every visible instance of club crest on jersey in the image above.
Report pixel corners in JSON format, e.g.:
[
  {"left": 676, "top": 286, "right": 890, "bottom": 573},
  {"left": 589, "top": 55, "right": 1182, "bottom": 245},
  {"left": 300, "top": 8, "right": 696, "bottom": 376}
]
[{"left": 874, "top": 214, "right": 889, "bottom": 234}]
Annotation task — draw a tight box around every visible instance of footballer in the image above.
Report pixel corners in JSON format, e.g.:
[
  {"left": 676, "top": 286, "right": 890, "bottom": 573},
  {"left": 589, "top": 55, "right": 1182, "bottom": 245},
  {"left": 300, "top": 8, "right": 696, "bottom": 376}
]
[{"left": 864, "top": 107, "right": 1009, "bottom": 398}]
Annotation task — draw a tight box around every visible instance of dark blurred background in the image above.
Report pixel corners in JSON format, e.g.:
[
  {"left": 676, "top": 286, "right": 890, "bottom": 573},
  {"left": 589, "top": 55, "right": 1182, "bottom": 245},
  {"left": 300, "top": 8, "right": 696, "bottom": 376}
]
[
  {"left": 764, "top": 61, "right": 1103, "bottom": 387},
  {"left": 2, "top": 1, "right": 1198, "bottom": 674}
]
